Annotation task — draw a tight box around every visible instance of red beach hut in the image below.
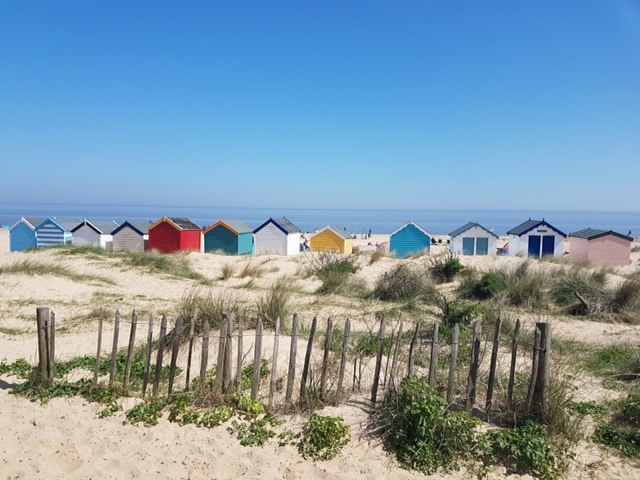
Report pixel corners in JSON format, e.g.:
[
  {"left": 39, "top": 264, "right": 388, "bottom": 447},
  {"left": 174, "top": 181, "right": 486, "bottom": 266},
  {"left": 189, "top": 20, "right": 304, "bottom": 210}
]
[{"left": 148, "top": 217, "right": 202, "bottom": 254}]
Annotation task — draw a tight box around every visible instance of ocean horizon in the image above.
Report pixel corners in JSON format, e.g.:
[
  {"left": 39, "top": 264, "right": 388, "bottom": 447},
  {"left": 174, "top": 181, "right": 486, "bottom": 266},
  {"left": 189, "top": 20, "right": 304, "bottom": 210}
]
[{"left": 1, "top": 204, "right": 639, "bottom": 237}]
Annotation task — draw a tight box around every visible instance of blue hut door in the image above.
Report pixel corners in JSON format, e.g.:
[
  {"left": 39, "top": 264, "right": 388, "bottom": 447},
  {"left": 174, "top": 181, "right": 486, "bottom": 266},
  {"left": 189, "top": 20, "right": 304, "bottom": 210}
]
[
  {"left": 541, "top": 236, "right": 555, "bottom": 256},
  {"left": 527, "top": 236, "right": 541, "bottom": 257},
  {"left": 476, "top": 237, "right": 489, "bottom": 255},
  {"left": 462, "top": 238, "right": 475, "bottom": 255}
]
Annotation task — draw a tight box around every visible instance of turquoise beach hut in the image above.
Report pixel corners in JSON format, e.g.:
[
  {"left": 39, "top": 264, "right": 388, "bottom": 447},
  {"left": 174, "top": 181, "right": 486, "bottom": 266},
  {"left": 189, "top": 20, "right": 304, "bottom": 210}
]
[
  {"left": 390, "top": 221, "right": 432, "bottom": 259},
  {"left": 10, "top": 217, "right": 46, "bottom": 251},
  {"left": 204, "top": 220, "right": 254, "bottom": 255},
  {"left": 35, "top": 218, "right": 82, "bottom": 248}
]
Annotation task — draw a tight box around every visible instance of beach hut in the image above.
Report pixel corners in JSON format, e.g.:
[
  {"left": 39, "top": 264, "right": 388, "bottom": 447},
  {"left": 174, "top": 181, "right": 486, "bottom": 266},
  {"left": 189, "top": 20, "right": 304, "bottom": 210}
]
[
  {"left": 449, "top": 222, "right": 499, "bottom": 256},
  {"left": 253, "top": 217, "right": 301, "bottom": 256},
  {"left": 390, "top": 221, "right": 431, "bottom": 259},
  {"left": 507, "top": 219, "right": 566, "bottom": 258},
  {"left": 204, "top": 220, "right": 254, "bottom": 255},
  {"left": 148, "top": 217, "right": 202, "bottom": 254},
  {"left": 568, "top": 229, "right": 633, "bottom": 267},
  {"left": 72, "top": 219, "right": 120, "bottom": 249},
  {"left": 9, "top": 217, "right": 46, "bottom": 252},
  {"left": 35, "top": 218, "right": 82, "bottom": 248},
  {"left": 111, "top": 221, "right": 150, "bottom": 252},
  {"left": 309, "top": 225, "right": 353, "bottom": 254}
]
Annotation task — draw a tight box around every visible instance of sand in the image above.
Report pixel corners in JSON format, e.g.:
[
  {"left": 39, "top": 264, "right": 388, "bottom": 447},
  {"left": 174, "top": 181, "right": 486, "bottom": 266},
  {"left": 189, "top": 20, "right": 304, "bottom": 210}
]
[{"left": 1, "top": 239, "right": 640, "bottom": 479}]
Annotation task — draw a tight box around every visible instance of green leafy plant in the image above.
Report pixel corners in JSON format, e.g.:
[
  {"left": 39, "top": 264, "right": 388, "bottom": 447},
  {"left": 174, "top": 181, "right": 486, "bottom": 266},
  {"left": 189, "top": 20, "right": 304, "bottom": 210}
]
[
  {"left": 372, "top": 263, "right": 435, "bottom": 302},
  {"left": 593, "top": 393, "right": 640, "bottom": 458},
  {"left": 426, "top": 252, "right": 464, "bottom": 283},
  {"left": 200, "top": 406, "right": 233, "bottom": 428},
  {"left": 241, "top": 359, "right": 270, "bottom": 391},
  {"left": 126, "top": 397, "right": 169, "bottom": 426},
  {"left": 298, "top": 414, "right": 350, "bottom": 461},
  {"left": 229, "top": 414, "right": 283, "bottom": 447}
]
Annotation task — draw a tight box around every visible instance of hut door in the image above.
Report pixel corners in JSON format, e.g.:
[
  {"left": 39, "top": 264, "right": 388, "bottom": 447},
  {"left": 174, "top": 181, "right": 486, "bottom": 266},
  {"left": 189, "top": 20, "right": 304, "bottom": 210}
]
[
  {"left": 527, "top": 236, "right": 541, "bottom": 257},
  {"left": 541, "top": 236, "right": 555, "bottom": 256},
  {"left": 462, "top": 238, "right": 475, "bottom": 255},
  {"left": 476, "top": 238, "right": 489, "bottom": 255}
]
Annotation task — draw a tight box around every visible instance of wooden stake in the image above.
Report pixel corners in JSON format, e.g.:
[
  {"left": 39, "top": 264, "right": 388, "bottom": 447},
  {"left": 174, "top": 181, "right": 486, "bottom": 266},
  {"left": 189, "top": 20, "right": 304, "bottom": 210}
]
[
  {"left": 485, "top": 317, "right": 502, "bottom": 414},
  {"left": 268, "top": 317, "right": 281, "bottom": 409},
  {"left": 371, "top": 317, "right": 386, "bottom": 405},
  {"left": 185, "top": 318, "right": 195, "bottom": 391},
  {"left": 199, "top": 320, "right": 210, "bottom": 389},
  {"left": 446, "top": 323, "right": 460, "bottom": 403},
  {"left": 168, "top": 316, "right": 182, "bottom": 395},
  {"left": 428, "top": 322, "right": 440, "bottom": 388},
  {"left": 335, "top": 318, "right": 351, "bottom": 407},
  {"left": 465, "top": 321, "right": 482, "bottom": 411},
  {"left": 300, "top": 316, "right": 317, "bottom": 398},
  {"left": 320, "top": 317, "right": 333, "bottom": 399},
  {"left": 94, "top": 308, "right": 104, "bottom": 385},
  {"left": 109, "top": 310, "right": 121, "bottom": 387},
  {"left": 507, "top": 319, "right": 521, "bottom": 408},
  {"left": 251, "top": 319, "right": 264, "bottom": 399},
  {"left": 142, "top": 313, "right": 154, "bottom": 397},
  {"left": 152, "top": 314, "right": 168, "bottom": 397},
  {"left": 124, "top": 309, "right": 138, "bottom": 390},
  {"left": 285, "top": 314, "right": 299, "bottom": 403}
]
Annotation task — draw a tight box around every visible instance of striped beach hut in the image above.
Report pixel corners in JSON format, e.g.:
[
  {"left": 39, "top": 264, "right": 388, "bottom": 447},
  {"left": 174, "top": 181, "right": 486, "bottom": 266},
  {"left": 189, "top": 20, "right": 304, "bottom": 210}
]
[
  {"left": 507, "top": 219, "right": 566, "bottom": 258},
  {"left": 253, "top": 217, "right": 301, "bottom": 256},
  {"left": 309, "top": 225, "right": 353, "bottom": 254},
  {"left": 148, "top": 217, "right": 202, "bottom": 254},
  {"left": 10, "top": 217, "right": 46, "bottom": 252},
  {"left": 35, "top": 218, "right": 82, "bottom": 248},
  {"left": 111, "top": 221, "right": 150, "bottom": 252},
  {"left": 204, "top": 220, "right": 254, "bottom": 255},
  {"left": 390, "top": 221, "right": 431, "bottom": 259},
  {"left": 72, "top": 219, "right": 120, "bottom": 249},
  {"left": 449, "top": 222, "right": 499, "bottom": 256},
  {"left": 569, "top": 229, "right": 632, "bottom": 267}
]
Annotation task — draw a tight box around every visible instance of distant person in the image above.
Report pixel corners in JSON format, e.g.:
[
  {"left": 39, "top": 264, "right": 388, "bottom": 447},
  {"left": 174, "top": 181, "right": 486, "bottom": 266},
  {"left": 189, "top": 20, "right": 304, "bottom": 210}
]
[
  {"left": 368, "top": 228, "right": 371, "bottom": 238},
  {"left": 628, "top": 230, "right": 632, "bottom": 237}
]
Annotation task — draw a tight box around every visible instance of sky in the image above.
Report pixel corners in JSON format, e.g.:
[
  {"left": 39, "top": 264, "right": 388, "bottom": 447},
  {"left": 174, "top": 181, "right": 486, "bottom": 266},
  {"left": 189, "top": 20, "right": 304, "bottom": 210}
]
[{"left": 1, "top": 1, "right": 639, "bottom": 211}]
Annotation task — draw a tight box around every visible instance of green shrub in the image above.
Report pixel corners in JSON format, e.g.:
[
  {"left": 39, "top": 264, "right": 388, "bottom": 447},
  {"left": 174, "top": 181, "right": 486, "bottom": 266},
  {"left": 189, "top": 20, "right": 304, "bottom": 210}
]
[
  {"left": 478, "top": 421, "right": 570, "bottom": 480},
  {"left": 594, "top": 393, "right": 640, "bottom": 458},
  {"left": 372, "top": 264, "right": 435, "bottom": 302},
  {"left": 299, "top": 414, "right": 350, "bottom": 461},
  {"left": 370, "top": 375, "right": 478, "bottom": 474},
  {"left": 426, "top": 252, "right": 464, "bottom": 284}
]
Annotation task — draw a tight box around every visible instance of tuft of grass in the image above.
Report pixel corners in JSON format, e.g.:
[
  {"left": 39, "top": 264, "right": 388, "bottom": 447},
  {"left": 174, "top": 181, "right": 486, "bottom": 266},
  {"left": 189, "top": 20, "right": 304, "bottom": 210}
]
[
  {"left": 372, "top": 263, "right": 435, "bottom": 302},
  {"left": 425, "top": 251, "right": 464, "bottom": 284},
  {"left": 239, "top": 262, "right": 266, "bottom": 279},
  {"left": 0, "top": 258, "right": 114, "bottom": 285},
  {"left": 256, "top": 277, "right": 295, "bottom": 328},
  {"left": 177, "top": 287, "right": 248, "bottom": 335},
  {"left": 219, "top": 262, "right": 235, "bottom": 280},
  {"left": 121, "top": 250, "right": 207, "bottom": 281},
  {"left": 498, "top": 261, "right": 549, "bottom": 310}
]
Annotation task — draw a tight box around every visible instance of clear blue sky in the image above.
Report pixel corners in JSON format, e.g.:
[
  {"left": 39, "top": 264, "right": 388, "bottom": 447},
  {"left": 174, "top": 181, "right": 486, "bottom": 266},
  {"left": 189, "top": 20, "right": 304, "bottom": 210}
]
[{"left": 1, "top": 1, "right": 639, "bottom": 211}]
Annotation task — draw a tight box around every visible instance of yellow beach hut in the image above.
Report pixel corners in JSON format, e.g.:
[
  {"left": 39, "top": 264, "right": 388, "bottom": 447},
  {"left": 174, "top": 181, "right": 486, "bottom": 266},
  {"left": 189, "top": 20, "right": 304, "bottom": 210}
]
[{"left": 310, "top": 226, "right": 353, "bottom": 254}]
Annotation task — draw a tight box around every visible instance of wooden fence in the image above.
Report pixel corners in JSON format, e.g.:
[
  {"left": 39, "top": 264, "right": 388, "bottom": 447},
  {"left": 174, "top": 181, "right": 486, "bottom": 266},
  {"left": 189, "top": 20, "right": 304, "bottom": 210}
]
[{"left": 35, "top": 307, "right": 551, "bottom": 418}]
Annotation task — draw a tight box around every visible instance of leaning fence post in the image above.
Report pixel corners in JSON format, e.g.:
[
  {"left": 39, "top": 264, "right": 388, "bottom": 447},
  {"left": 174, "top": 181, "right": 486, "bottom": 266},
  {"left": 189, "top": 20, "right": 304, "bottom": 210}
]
[
  {"left": 389, "top": 320, "right": 404, "bottom": 391},
  {"left": 94, "top": 308, "right": 104, "bottom": 385},
  {"left": 485, "top": 317, "right": 502, "bottom": 414},
  {"left": 507, "top": 319, "right": 521, "bottom": 409},
  {"left": 428, "top": 322, "right": 440, "bottom": 388},
  {"left": 251, "top": 319, "right": 264, "bottom": 399},
  {"left": 533, "top": 322, "right": 551, "bottom": 421},
  {"left": 465, "top": 321, "right": 482, "bottom": 411},
  {"left": 152, "top": 314, "right": 168, "bottom": 397},
  {"left": 335, "top": 318, "right": 351, "bottom": 407},
  {"left": 124, "top": 309, "right": 138, "bottom": 390},
  {"left": 185, "top": 318, "right": 195, "bottom": 391},
  {"left": 142, "top": 314, "right": 154, "bottom": 397},
  {"left": 320, "top": 317, "right": 333, "bottom": 399},
  {"left": 300, "top": 316, "right": 317, "bottom": 399},
  {"left": 285, "top": 314, "right": 299, "bottom": 404},
  {"left": 200, "top": 320, "right": 210, "bottom": 388},
  {"left": 214, "top": 317, "right": 229, "bottom": 393},
  {"left": 109, "top": 310, "right": 121, "bottom": 387},
  {"left": 168, "top": 316, "right": 182, "bottom": 395},
  {"left": 268, "top": 317, "right": 281, "bottom": 409},
  {"left": 371, "top": 317, "right": 387, "bottom": 405},
  {"left": 236, "top": 316, "right": 244, "bottom": 393},
  {"left": 223, "top": 315, "right": 233, "bottom": 392},
  {"left": 526, "top": 326, "right": 542, "bottom": 412},
  {"left": 407, "top": 323, "right": 419, "bottom": 376},
  {"left": 446, "top": 323, "right": 460, "bottom": 403}
]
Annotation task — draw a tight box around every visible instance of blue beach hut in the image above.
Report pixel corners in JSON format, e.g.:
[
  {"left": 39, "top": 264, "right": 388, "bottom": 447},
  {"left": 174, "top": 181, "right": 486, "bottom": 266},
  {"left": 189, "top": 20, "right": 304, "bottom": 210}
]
[
  {"left": 204, "top": 220, "right": 254, "bottom": 255},
  {"left": 390, "top": 221, "right": 432, "bottom": 259},
  {"left": 10, "top": 217, "right": 46, "bottom": 252},
  {"left": 35, "top": 218, "right": 82, "bottom": 248}
]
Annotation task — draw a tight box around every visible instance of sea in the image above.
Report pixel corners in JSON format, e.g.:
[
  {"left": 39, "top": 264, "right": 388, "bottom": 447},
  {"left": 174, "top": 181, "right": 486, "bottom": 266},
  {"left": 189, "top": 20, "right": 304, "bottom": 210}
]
[{"left": 1, "top": 204, "right": 639, "bottom": 237}]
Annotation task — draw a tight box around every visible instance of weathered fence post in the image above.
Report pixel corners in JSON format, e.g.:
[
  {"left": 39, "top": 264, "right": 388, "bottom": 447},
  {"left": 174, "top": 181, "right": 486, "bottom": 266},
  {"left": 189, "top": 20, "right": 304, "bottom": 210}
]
[
  {"left": 214, "top": 318, "right": 229, "bottom": 393},
  {"left": 152, "top": 314, "right": 168, "bottom": 397},
  {"left": 320, "top": 317, "right": 333, "bottom": 399},
  {"left": 49, "top": 310, "right": 55, "bottom": 377},
  {"left": 94, "top": 308, "right": 104, "bottom": 385},
  {"left": 236, "top": 316, "right": 244, "bottom": 393},
  {"left": 124, "top": 309, "right": 138, "bottom": 390},
  {"left": 199, "top": 320, "right": 210, "bottom": 388},
  {"left": 168, "top": 316, "right": 182, "bottom": 395},
  {"left": 507, "top": 319, "right": 521, "bottom": 408},
  {"left": 285, "top": 314, "right": 299, "bottom": 404},
  {"left": 428, "top": 322, "right": 440, "bottom": 388},
  {"left": 533, "top": 322, "right": 551, "bottom": 421},
  {"left": 371, "top": 317, "right": 387, "bottom": 405},
  {"left": 185, "top": 318, "right": 195, "bottom": 391},
  {"left": 223, "top": 315, "right": 233, "bottom": 392},
  {"left": 407, "top": 323, "right": 419, "bottom": 376},
  {"left": 268, "top": 317, "right": 281, "bottom": 409},
  {"left": 446, "top": 323, "right": 460, "bottom": 403},
  {"left": 335, "top": 318, "right": 351, "bottom": 407},
  {"left": 36, "top": 307, "right": 51, "bottom": 380},
  {"left": 389, "top": 320, "right": 404, "bottom": 391},
  {"left": 142, "top": 313, "right": 154, "bottom": 397},
  {"left": 465, "top": 321, "right": 482, "bottom": 411},
  {"left": 109, "top": 310, "right": 121, "bottom": 387},
  {"left": 251, "top": 319, "right": 264, "bottom": 399},
  {"left": 526, "top": 326, "right": 542, "bottom": 411},
  {"left": 485, "top": 317, "right": 502, "bottom": 414},
  {"left": 300, "top": 316, "right": 317, "bottom": 399}
]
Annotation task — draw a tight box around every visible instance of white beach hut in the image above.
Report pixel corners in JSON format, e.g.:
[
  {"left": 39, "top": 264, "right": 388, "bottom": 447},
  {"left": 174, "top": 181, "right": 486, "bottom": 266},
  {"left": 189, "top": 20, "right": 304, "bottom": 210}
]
[
  {"left": 253, "top": 217, "right": 301, "bottom": 256},
  {"left": 507, "top": 219, "right": 566, "bottom": 258},
  {"left": 449, "top": 222, "right": 499, "bottom": 256}
]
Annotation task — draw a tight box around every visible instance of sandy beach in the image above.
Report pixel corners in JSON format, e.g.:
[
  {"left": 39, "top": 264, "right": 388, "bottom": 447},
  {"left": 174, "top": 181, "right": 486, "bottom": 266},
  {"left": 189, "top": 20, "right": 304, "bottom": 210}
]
[{"left": 1, "top": 240, "right": 640, "bottom": 479}]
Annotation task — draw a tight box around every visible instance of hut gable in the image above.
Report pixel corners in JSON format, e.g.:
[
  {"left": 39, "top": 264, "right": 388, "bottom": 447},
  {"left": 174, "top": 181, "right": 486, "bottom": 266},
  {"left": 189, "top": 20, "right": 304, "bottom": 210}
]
[
  {"left": 507, "top": 219, "right": 566, "bottom": 258},
  {"left": 310, "top": 225, "right": 354, "bottom": 254},
  {"left": 148, "top": 217, "right": 202, "bottom": 254},
  {"left": 35, "top": 217, "right": 82, "bottom": 248},
  {"left": 449, "top": 222, "right": 498, "bottom": 256},
  {"left": 204, "top": 220, "right": 254, "bottom": 255},
  {"left": 72, "top": 219, "right": 120, "bottom": 248},
  {"left": 390, "top": 221, "right": 431, "bottom": 259},
  {"left": 569, "top": 228, "right": 632, "bottom": 266},
  {"left": 10, "top": 217, "right": 46, "bottom": 252},
  {"left": 253, "top": 217, "right": 301, "bottom": 256},
  {"left": 112, "top": 221, "right": 150, "bottom": 252}
]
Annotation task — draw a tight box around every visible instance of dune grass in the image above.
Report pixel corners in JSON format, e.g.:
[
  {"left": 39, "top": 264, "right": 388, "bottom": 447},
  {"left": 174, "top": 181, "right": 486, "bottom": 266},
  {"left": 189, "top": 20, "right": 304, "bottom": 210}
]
[
  {"left": 0, "top": 258, "right": 114, "bottom": 285},
  {"left": 120, "top": 251, "right": 208, "bottom": 282}
]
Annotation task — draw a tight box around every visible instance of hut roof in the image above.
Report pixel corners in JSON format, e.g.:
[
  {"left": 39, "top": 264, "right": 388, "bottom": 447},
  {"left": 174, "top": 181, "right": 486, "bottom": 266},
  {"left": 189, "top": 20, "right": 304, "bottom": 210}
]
[
  {"left": 569, "top": 228, "right": 632, "bottom": 241},
  {"left": 507, "top": 219, "right": 566, "bottom": 238},
  {"left": 449, "top": 221, "right": 498, "bottom": 239}
]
